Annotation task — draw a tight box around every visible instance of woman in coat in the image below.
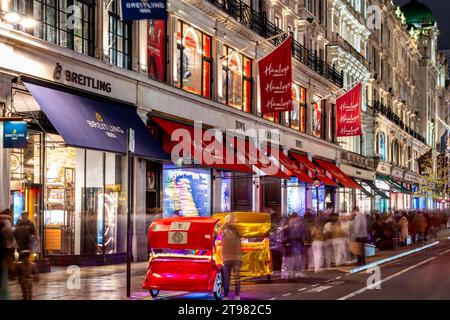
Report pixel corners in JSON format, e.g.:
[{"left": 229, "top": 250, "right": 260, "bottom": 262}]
[{"left": 397, "top": 214, "right": 409, "bottom": 247}]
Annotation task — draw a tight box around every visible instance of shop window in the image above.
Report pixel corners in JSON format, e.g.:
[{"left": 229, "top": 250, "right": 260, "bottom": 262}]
[
  {"left": 220, "top": 45, "right": 252, "bottom": 112},
  {"left": 162, "top": 164, "right": 212, "bottom": 217},
  {"left": 109, "top": 0, "right": 132, "bottom": 70},
  {"left": 283, "top": 84, "right": 307, "bottom": 132},
  {"left": 8, "top": 0, "right": 94, "bottom": 56},
  {"left": 286, "top": 178, "right": 306, "bottom": 216},
  {"left": 312, "top": 96, "right": 323, "bottom": 138},
  {"left": 175, "top": 21, "right": 212, "bottom": 98},
  {"left": 40, "top": 134, "right": 127, "bottom": 256},
  {"left": 379, "top": 131, "right": 387, "bottom": 161}
]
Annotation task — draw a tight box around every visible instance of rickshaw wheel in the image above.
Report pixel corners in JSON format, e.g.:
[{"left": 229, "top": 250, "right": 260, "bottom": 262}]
[
  {"left": 213, "top": 271, "right": 224, "bottom": 300},
  {"left": 149, "top": 289, "right": 160, "bottom": 298}
]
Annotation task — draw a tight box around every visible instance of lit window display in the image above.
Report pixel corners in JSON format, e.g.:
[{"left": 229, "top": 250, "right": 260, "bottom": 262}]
[
  {"left": 286, "top": 178, "right": 306, "bottom": 216},
  {"left": 312, "top": 96, "right": 322, "bottom": 138},
  {"left": 10, "top": 131, "right": 127, "bottom": 257},
  {"left": 311, "top": 186, "right": 326, "bottom": 212},
  {"left": 220, "top": 45, "right": 252, "bottom": 112},
  {"left": 163, "top": 164, "right": 211, "bottom": 217},
  {"left": 220, "top": 172, "right": 232, "bottom": 212},
  {"left": 175, "top": 21, "right": 212, "bottom": 98},
  {"left": 284, "top": 83, "right": 307, "bottom": 132},
  {"left": 375, "top": 179, "right": 390, "bottom": 212}
]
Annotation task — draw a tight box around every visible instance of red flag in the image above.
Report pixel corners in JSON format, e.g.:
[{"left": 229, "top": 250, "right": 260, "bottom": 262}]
[
  {"left": 336, "top": 83, "right": 362, "bottom": 137},
  {"left": 259, "top": 36, "right": 292, "bottom": 114}
]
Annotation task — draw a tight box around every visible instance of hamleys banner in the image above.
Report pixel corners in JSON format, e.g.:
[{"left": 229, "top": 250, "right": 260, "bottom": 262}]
[
  {"left": 259, "top": 36, "right": 293, "bottom": 114},
  {"left": 336, "top": 82, "right": 362, "bottom": 137}
]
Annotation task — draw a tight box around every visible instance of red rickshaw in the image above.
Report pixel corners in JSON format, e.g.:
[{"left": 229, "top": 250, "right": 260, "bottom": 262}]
[{"left": 142, "top": 217, "right": 224, "bottom": 299}]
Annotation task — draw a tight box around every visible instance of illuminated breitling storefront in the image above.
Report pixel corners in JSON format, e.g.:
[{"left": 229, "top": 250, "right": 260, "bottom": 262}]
[{"left": 8, "top": 77, "right": 167, "bottom": 265}]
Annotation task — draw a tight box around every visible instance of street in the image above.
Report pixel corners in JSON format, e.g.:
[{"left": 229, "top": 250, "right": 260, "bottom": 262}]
[{"left": 6, "top": 239, "right": 449, "bottom": 300}]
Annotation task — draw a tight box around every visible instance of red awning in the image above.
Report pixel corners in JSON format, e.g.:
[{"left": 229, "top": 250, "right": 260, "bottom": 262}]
[
  {"left": 314, "top": 158, "right": 361, "bottom": 189},
  {"left": 231, "top": 139, "right": 290, "bottom": 179},
  {"left": 151, "top": 116, "right": 254, "bottom": 174},
  {"left": 265, "top": 147, "right": 314, "bottom": 183},
  {"left": 290, "top": 153, "right": 339, "bottom": 187}
]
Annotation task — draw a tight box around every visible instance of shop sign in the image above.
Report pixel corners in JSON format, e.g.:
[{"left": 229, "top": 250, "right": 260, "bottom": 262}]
[
  {"left": 313, "top": 180, "right": 321, "bottom": 188},
  {"left": 391, "top": 167, "right": 404, "bottom": 180},
  {"left": 128, "top": 128, "right": 135, "bottom": 153},
  {"left": 0, "top": 121, "right": 27, "bottom": 148},
  {"left": 54, "top": 63, "right": 112, "bottom": 93},
  {"left": 341, "top": 150, "right": 376, "bottom": 171},
  {"left": 377, "top": 162, "right": 391, "bottom": 175},
  {"left": 235, "top": 120, "right": 246, "bottom": 132},
  {"left": 121, "top": 0, "right": 167, "bottom": 21},
  {"left": 265, "top": 130, "right": 281, "bottom": 143},
  {"left": 404, "top": 173, "right": 422, "bottom": 184}
]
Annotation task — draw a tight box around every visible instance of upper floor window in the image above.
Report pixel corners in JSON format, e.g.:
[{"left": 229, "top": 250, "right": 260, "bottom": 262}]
[
  {"left": 220, "top": 46, "right": 252, "bottom": 112},
  {"left": 175, "top": 21, "right": 212, "bottom": 98},
  {"left": 108, "top": 0, "right": 132, "bottom": 69},
  {"left": 379, "top": 131, "right": 387, "bottom": 161},
  {"left": 8, "top": 0, "right": 94, "bottom": 56},
  {"left": 284, "top": 83, "right": 307, "bottom": 133},
  {"left": 312, "top": 96, "right": 323, "bottom": 138}
]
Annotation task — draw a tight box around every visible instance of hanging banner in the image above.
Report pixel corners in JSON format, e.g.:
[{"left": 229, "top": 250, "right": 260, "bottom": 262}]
[
  {"left": 0, "top": 120, "right": 27, "bottom": 148},
  {"left": 148, "top": 19, "right": 166, "bottom": 82},
  {"left": 121, "top": 0, "right": 167, "bottom": 21},
  {"left": 259, "top": 36, "right": 293, "bottom": 114},
  {"left": 336, "top": 82, "right": 362, "bottom": 137}
]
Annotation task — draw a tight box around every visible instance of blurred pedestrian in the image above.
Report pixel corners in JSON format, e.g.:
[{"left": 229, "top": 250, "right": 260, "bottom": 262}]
[
  {"left": 0, "top": 211, "right": 10, "bottom": 300},
  {"left": 330, "top": 214, "right": 347, "bottom": 266},
  {"left": 351, "top": 207, "right": 368, "bottom": 266},
  {"left": 15, "top": 250, "right": 39, "bottom": 300},
  {"left": 220, "top": 213, "right": 242, "bottom": 300},
  {"left": 279, "top": 216, "right": 292, "bottom": 279},
  {"left": 0, "top": 209, "right": 17, "bottom": 280},
  {"left": 311, "top": 218, "right": 325, "bottom": 273},
  {"left": 288, "top": 213, "right": 306, "bottom": 278},
  {"left": 398, "top": 214, "right": 409, "bottom": 247},
  {"left": 15, "top": 211, "right": 36, "bottom": 254}
]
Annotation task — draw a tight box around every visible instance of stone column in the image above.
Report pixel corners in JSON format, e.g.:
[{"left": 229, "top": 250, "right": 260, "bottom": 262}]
[{"left": 0, "top": 74, "right": 13, "bottom": 210}]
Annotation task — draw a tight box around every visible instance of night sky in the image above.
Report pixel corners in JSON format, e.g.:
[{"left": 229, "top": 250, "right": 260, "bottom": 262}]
[{"left": 394, "top": 0, "right": 450, "bottom": 49}]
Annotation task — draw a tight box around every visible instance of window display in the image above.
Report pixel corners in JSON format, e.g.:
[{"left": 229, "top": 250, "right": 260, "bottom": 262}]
[
  {"left": 220, "top": 45, "right": 252, "bottom": 112},
  {"left": 286, "top": 178, "right": 306, "bottom": 215},
  {"left": 220, "top": 172, "right": 232, "bottom": 212},
  {"left": 312, "top": 96, "right": 322, "bottom": 138},
  {"left": 175, "top": 21, "right": 212, "bottom": 98},
  {"left": 163, "top": 165, "right": 211, "bottom": 217},
  {"left": 284, "top": 84, "right": 306, "bottom": 132},
  {"left": 311, "top": 186, "right": 326, "bottom": 212}
]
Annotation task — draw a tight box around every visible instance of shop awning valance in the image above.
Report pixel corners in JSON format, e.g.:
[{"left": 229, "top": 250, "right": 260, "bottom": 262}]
[
  {"left": 378, "top": 175, "right": 412, "bottom": 194},
  {"left": 265, "top": 147, "right": 314, "bottom": 184},
  {"left": 289, "top": 153, "right": 339, "bottom": 187},
  {"left": 230, "top": 139, "right": 290, "bottom": 179},
  {"left": 313, "top": 158, "right": 361, "bottom": 189},
  {"left": 365, "top": 180, "right": 390, "bottom": 200},
  {"left": 24, "top": 82, "right": 168, "bottom": 160},
  {"left": 151, "top": 116, "right": 254, "bottom": 174}
]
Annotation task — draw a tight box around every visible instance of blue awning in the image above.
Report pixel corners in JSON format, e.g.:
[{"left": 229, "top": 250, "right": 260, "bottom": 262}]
[{"left": 24, "top": 82, "right": 168, "bottom": 160}]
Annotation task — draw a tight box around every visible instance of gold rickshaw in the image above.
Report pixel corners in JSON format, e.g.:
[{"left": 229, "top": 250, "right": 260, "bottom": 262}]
[{"left": 212, "top": 212, "right": 272, "bottom": 281}]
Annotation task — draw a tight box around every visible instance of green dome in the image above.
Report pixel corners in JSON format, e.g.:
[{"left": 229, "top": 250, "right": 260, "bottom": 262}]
[{"left": 401, "top": 0, "right": 436, "bottom": 29}]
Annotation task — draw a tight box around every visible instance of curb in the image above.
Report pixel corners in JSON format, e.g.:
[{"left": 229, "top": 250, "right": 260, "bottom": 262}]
[{"left": 348, "top": 241, "right": 440, "bottom": 274}]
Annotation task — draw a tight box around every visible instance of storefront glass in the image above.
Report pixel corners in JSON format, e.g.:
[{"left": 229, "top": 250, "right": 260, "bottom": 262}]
[
  {"left": 286, "top": 177, "right": 306, "bottom": 216},
  {"left": 162, "top": 164, "right": 211, "bottom": 217},
  {"left": 220, "top": 171, "right": 232, "bottom": 212},
  {"left": 311, "top": 186, "right": 325, "bottom": 212},
  {"left": 312, "top": 96, "right": 322, "bottom": 138},
  {"left": 175, "top": 20, "right": 212, "bottom": 98},
  {"left": 375, "top": 179, "right": 390, "bottom": 213}
]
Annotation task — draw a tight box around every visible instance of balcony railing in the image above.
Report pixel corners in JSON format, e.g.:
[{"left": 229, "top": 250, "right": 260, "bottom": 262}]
[
  {"left": 329, "top": 33, "right": 369, "bottom": 68},
  {"left": 206, "top": 0, "right": 344, "bottom": 87},
  {"left": 372, "top": 101, "right": 426, "bottom": 144}
]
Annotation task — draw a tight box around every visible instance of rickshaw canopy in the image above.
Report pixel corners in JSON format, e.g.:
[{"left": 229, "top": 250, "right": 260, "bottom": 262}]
[
  {"left": 212, "top": 212, "right": 272, "bottom": 238},
  {"left": 148, "top": 217, "right": 219, "bottom": 251}
]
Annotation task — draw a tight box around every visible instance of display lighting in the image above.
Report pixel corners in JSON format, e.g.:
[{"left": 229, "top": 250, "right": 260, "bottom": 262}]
[
  {"left": 3, "top": 11, "right": 20, "bottom": 23},
  {"left": 20, "top": 17, "right": 36, "bottom": 28}
]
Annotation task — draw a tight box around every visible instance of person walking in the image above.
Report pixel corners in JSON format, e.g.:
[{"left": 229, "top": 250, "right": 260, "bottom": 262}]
[
  {"left": 0, "top": 212, "right": 10, "bottom": 300},
  {"left": 14, "top": 211, "right": 36, "bottom": 254},
  {"left": 15, "top": 250, "right": 39, "bottom": 300},
  {"left": 351, "top": 207, "right": 368, "bottom": 266},
  {"left": 397, "top": 214, "right": 409, "bottom": 247},
  {"left": 310, "top": 218, "right": 325, "bottom": 273},
  {"left": 220, "top": 214, "right": 242, "bottom": 300},
  {"left": 330, "top": 214, "right": 347, "bottom": 266},
  {"left": 288, "top": 213, "right": 306, "bottom": 278},
  {"left": 0, "top": 209, "right": 17, "bottom": 280}
]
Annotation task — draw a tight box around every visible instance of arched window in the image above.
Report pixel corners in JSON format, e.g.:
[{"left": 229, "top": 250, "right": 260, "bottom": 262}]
[
  {"left": 380, "top": 131, "right": 386, "bottom": 161},
  {"left": 175, "top": 21, "right": 212, "bottom": 98}
]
